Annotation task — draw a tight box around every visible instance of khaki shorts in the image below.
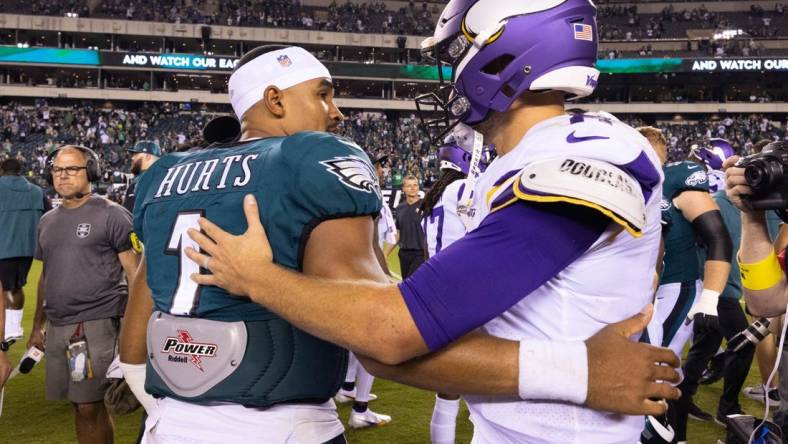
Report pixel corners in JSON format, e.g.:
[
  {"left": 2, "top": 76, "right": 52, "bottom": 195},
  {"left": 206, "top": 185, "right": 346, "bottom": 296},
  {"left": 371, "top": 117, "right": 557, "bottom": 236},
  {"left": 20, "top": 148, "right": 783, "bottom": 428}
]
[{"left": 45, "top": 318, "right": 119, "bottom": 404}]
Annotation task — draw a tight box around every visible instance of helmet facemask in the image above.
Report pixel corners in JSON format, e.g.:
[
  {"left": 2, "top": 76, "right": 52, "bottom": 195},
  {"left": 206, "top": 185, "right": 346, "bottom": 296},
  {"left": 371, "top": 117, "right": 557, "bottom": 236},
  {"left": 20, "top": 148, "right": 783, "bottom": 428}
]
[
  {"left": 415, "top": 0, "right": 601, "bottom": 146},
  {"left": 415, "top": 35, "right": 475, "bottom": 145}
]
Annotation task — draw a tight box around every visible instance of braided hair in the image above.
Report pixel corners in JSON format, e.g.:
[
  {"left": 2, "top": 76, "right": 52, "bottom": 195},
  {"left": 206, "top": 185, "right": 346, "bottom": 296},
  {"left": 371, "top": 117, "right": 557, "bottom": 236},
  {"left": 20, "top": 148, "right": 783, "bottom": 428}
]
[{"left": 420, "top": 168, "right": 467, "bottom": 218}]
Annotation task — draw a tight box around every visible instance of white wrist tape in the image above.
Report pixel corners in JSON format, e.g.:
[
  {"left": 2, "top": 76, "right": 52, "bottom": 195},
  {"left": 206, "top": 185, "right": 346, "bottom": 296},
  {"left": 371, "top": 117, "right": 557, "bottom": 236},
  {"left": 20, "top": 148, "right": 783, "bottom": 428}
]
[
  {"left": 518, "top": 339, "right": 588, "bottom": 404},
  {"left": 693, "top": 289, "right": 720, "bottom": 315},
  {"left": 119, "top": 362, "right": 158, "bottom": 414},
  {"left": 228, "top": 46, "right": 331, "bottom": 120},
  {"left": 699, "top": 288, "right": 720, "bottom": 305}
]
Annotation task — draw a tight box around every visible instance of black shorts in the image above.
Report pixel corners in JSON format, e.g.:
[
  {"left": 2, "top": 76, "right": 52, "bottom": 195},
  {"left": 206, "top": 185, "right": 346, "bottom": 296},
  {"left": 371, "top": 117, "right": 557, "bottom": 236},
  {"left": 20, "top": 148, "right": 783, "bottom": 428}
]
[{"left": 0, "top": 257, "right": 34, "bottom": 291}]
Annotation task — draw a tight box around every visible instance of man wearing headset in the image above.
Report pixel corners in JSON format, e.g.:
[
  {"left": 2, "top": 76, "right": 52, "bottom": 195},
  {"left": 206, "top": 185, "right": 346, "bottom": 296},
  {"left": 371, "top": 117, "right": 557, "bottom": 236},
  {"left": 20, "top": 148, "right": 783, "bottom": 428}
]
[{"left": 29, "top": 145, "right": 139, "bottom": 444}]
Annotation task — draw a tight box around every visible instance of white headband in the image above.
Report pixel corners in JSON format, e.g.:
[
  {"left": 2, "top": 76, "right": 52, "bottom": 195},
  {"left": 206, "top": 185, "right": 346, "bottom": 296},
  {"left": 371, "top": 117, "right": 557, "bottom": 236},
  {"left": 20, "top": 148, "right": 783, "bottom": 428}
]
[{"left": 228, "top": 47, "right": 332, "bottom": 120}]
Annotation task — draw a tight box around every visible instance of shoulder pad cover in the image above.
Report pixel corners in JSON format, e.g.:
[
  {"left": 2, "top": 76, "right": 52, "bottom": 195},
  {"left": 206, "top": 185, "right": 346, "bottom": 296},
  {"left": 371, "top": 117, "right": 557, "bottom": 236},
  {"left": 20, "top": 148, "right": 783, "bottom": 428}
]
[{"left": 512, "top": 157, "right": 646, "bottom": 237}]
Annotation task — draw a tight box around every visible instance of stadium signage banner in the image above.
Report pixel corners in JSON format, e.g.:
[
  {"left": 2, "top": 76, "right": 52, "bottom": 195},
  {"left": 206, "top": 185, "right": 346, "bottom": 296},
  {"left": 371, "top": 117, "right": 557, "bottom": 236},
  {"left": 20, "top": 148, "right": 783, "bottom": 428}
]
[
  {"left": 101, "top": 51, "right": 240, "bottom": 71},
  {"left": 0, "top": 46, "right": 99, "bottom": 65},
  {"left": 689, "top": 58, "right": 788, "bottom": 72},
  {"left": 5, "top": 46, "right": 788, "bottom": 75}
]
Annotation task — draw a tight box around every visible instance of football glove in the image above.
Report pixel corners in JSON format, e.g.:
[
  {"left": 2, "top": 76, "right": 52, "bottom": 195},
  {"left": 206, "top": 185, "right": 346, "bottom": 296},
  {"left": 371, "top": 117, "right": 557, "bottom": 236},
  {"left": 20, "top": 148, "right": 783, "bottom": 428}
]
[{"left": 685, "top": 289, "right": 720, "bottom": 335}]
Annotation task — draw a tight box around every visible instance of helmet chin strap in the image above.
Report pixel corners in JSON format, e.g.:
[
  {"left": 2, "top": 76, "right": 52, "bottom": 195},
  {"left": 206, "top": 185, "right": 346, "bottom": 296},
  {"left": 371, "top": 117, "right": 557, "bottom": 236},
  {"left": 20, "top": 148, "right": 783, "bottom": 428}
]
[{"left": 448, "top": 123, "right": 487, "bottom": 231}]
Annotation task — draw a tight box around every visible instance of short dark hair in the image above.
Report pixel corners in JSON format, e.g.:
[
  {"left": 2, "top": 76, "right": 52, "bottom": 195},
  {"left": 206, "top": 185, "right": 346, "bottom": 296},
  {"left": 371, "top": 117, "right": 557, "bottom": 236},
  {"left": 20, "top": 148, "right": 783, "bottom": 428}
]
[
  {"left": 234, "top": 45, "right": 290, "bottom": 73},
  {"left": 0, "top": 158, "right": 21, "bottom": 175}
]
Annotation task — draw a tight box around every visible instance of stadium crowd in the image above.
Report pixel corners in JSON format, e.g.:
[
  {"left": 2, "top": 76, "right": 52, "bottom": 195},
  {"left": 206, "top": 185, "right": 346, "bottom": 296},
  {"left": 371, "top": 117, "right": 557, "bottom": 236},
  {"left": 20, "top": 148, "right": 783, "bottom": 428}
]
[
  {"left": 1, "top": 0, "right": 787, "bottom": 40},
  {"left": 599, "top": 2, "right": 787, "bottom": 40},
  {"left": 0, "top": 102, "right": 217, "bottom": 185},
  {"left": 2, "top": 101, "right": 787, "bottom": 193},
  {"left": 0, "top": 102, "right": 442, "bottom": 189}
]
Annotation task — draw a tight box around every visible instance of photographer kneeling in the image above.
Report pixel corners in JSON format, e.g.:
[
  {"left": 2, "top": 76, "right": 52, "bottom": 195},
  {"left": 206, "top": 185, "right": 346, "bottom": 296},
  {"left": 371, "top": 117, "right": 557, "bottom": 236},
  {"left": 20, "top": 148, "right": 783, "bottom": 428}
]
[{"left": 726, "top": 140, "right": 788, "bottom": 435}]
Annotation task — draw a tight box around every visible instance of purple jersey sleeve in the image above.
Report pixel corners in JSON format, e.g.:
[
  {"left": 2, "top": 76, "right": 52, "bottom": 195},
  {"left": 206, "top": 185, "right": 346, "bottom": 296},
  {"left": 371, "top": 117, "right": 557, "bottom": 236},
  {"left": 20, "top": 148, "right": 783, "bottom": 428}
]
[{"left": 399, "top": 200, "right": 610, "bottom": 351}]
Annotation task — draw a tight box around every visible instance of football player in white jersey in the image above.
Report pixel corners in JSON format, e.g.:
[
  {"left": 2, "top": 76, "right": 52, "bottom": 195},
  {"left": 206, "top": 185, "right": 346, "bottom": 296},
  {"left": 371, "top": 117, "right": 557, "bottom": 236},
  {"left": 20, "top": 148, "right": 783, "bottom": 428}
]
[
  {"left": 372, "top": 155, "right": 398, "bottom": 263},
  {"left": 420, "top": 142, "right": 492, "bottom": 444},
  {"left": 421, "top": 143, "right": 494, "bottom": 258},
  {"left": 186, "top": 1, "right": 683, "bottom": 443}
]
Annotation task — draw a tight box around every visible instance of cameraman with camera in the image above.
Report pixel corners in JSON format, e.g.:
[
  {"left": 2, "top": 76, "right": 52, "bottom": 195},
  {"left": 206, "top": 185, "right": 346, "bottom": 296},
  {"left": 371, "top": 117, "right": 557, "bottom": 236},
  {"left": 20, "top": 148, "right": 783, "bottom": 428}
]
[{"left": 725, "top": 140, "right": 788, "bottom": 435}]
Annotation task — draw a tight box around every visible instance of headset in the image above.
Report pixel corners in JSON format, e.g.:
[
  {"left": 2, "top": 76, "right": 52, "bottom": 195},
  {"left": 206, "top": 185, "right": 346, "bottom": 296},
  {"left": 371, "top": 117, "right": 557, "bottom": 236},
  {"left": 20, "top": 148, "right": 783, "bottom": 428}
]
[{"left": 45, "top": 145, "right": 102, "bottom": 185}]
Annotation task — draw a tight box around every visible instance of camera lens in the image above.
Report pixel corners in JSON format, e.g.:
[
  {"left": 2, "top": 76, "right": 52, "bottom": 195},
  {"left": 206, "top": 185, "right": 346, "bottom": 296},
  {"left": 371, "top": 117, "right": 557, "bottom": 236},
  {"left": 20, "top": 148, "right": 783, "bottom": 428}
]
[
  {"left": 745, "top": 159, "right": 781, "bottom": 191},
  {"left": 745, "top": 166, "right": 764, "bottom": 188}
]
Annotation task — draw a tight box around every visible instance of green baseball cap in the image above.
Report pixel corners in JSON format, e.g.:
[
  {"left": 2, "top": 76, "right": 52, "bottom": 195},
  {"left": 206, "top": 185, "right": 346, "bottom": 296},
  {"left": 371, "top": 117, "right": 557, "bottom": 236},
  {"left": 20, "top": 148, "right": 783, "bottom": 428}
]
[{"left": 127, "top": 140, "right": 162, "bottom": 157}]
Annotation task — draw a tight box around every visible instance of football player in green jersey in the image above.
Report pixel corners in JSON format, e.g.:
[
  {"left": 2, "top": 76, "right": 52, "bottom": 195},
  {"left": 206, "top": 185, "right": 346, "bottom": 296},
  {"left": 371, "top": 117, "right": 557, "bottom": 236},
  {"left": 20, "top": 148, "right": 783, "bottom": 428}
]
[
  {"left": 640, "top": 127, "right": 732, "bottom": 444},
  {"left": 120, "top": 45, "right": 388, "bottom": 443},
  {"left": 121, "top": 44, "right": 581, "bottom": 443}
]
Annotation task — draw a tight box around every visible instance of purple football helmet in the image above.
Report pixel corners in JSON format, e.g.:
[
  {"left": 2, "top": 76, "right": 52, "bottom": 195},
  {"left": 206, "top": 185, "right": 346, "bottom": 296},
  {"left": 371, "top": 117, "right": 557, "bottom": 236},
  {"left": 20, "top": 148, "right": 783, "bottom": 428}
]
[
  {"left": 694, "top": 138, "right": 735, "bottom": 171},
  {"left": 416, "top": 0, "right": 600, "bottom": 144},
  {"left": 438, "top": 143, "right": 494, "bottom": 175}
]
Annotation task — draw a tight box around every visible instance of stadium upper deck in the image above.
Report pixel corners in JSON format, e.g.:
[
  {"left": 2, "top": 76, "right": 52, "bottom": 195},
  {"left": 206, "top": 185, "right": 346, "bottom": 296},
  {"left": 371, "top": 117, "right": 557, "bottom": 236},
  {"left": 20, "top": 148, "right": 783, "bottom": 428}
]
[
  {"left": 0, "top": 0, "right": 785, "bottom": 114},
  {"left": 0, "top": 0, "right": 786, "bottom": 39}
]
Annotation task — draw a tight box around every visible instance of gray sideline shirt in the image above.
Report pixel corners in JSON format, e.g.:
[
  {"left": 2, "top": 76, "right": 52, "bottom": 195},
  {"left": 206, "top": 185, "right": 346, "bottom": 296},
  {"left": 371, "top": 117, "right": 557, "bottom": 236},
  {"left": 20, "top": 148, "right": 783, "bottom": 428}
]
[{"left": 35, "top": 196, "right": 133, "bottom": 326}]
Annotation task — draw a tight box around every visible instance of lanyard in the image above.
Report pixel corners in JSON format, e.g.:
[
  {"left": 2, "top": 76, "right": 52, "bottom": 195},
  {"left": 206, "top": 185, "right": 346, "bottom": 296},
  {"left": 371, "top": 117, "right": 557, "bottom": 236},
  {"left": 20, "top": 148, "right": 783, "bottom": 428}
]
[{"left": 456, "top": 129, "right": 484, "bottom": 231}]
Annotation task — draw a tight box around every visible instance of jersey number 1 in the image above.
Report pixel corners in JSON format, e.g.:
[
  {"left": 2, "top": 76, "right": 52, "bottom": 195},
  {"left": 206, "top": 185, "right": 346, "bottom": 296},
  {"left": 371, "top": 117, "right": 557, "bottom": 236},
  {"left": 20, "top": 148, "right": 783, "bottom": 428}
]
[{"left": 166, "top": 211, "right": 205, "bottom": 315}]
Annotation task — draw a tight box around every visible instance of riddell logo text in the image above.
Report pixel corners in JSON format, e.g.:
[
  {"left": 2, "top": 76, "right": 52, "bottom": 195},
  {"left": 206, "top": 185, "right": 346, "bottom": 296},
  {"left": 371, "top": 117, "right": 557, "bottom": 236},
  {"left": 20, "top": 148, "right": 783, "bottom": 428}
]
[{"left": 161, "top": 330, "right": 217, "bottom": 372}]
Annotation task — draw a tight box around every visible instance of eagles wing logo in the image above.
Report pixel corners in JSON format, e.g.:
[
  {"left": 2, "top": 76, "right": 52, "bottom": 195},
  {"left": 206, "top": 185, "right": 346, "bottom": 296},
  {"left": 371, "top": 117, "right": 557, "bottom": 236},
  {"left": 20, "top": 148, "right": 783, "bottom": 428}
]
[
  {"left": 685, "top": 171, "right": 708, "bottom": 187},
  {"left": 320, "top": 157, "right": 381, "bottom": 198},
  {"left": 76, "top": 223, "right": 91, "bottom": 238}
]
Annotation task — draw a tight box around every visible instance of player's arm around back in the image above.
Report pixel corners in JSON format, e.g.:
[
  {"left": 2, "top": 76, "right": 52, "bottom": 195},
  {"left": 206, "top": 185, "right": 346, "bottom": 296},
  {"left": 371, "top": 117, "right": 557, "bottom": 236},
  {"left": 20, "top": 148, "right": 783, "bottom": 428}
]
[
  {"left": 304, "top": 214, "right": 525, "bottom": 397},
  {"left": 301, "top": 214, "right": 425, "bottom": 362},
  {"left": 187, "top": 195, "right": 681, "bottom": 414},
  {"left": 287, "top": 204, "right": 682, "bottom": 412}
]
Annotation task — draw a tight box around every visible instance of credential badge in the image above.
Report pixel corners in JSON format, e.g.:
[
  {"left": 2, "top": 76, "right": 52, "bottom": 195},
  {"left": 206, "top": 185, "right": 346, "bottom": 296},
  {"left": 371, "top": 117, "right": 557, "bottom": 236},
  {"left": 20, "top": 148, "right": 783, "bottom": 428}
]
[{"left": 76, "top": 223, "right": 91, "bottom": 238}]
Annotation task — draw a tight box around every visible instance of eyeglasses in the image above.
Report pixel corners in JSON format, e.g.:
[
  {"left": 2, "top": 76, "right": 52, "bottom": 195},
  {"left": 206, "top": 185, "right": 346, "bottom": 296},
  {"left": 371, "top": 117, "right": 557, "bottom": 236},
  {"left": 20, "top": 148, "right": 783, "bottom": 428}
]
[{"left": 52, "top": 166, "right": 87, "bottom": 177}]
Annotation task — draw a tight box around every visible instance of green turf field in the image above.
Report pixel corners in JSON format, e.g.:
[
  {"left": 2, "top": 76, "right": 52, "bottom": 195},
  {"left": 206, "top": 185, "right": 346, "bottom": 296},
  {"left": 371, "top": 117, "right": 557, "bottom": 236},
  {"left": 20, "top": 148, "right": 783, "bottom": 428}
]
[{"left": 0, "top": 259, "right": 774, "bottom": 443}]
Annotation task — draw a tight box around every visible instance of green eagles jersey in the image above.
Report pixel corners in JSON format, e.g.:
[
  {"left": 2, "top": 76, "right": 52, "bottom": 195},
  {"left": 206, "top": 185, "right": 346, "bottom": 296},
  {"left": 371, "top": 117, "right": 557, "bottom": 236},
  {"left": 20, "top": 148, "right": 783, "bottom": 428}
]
[
  {"left": 133, "top": 132, "right": 383, "bottom": 406},
  {"left": 659, "top": 161, "right": 710, "bottom": 285},
  {"left": 133, "top": 131, "right": 383, "bottom": 320}
]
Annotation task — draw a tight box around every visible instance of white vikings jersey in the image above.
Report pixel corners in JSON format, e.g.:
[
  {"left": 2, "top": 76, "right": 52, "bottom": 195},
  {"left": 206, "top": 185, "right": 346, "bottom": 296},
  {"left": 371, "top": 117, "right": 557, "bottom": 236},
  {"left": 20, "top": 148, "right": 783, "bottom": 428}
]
[
  {"left": 422, "top": 179, "right": 469, "bottom": 258},
  {"left": 707, "top": 169, "right": 726, "bottom": 193},
  {"left": 464, "top": 113, "right": 664, "bottom": 444}
]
